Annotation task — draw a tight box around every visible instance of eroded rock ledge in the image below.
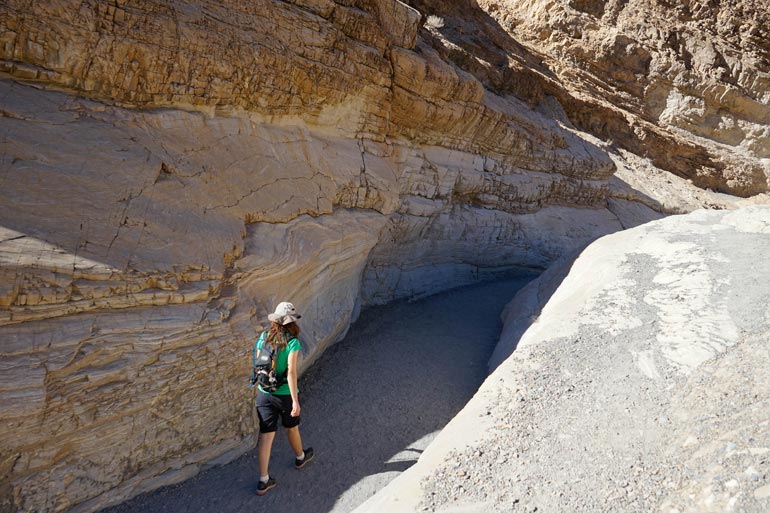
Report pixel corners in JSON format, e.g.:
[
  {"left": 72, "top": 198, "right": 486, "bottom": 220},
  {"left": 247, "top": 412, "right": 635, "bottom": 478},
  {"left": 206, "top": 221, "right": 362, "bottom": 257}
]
[{"left": 357, "top": 206, "right": 770, "bottom": 513}]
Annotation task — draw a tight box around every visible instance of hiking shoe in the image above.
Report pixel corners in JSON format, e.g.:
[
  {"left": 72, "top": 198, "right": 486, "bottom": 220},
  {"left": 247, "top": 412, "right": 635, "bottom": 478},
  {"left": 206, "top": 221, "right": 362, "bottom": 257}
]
[
  {"left": 294, "top": 447, "right": 314, "bottom": 469},
  {"left": 256, "top": 477, "right": 276, "bottom": 495}
]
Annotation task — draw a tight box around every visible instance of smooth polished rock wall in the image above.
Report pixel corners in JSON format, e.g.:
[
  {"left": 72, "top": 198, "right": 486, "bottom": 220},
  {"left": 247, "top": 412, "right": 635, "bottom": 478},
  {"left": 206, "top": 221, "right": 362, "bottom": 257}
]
[{"left": 0, "top": 76, "right": 622, "bottom": 512}]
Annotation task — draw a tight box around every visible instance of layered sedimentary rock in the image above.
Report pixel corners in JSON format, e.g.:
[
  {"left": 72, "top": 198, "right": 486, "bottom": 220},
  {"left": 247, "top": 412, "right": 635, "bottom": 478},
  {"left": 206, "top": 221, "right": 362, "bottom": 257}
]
[
  {"left": 0, "top": 2, "right": 624, "bottom": 512},
  {"left": 405, "top": 0, "right": 770, "bottom": 196},
  {"left": 358, "top": 205, "right": 770, "bottom": 513},
  {"left": 0, "top": 1, "right": 767, "bottom": 512}
]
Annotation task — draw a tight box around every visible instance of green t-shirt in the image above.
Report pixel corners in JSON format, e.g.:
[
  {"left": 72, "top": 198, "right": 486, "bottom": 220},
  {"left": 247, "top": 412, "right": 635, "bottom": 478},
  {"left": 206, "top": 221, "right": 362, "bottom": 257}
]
[{"left": 256, "top": 335, "right": 301, "bottom": 395}]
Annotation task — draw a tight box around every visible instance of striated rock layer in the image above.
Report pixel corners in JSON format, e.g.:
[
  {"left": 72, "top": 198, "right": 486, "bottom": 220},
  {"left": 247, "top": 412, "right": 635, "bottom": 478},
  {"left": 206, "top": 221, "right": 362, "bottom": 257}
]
[
  {"left": 0, "top": 3, "right": 618, "bottom": 512},
  {"left": 0, "top": 1, "right": 767, "bottom": 512},
  {"left": 357, "top": 205, "right": 770, "bottom": 513},
  {"left": 406, "top": 0, "right": 770, "bottom": 196}
]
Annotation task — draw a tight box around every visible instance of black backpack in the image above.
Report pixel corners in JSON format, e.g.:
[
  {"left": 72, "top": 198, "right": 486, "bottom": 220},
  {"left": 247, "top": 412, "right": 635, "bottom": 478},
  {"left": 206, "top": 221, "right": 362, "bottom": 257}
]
[{"left": 249, "top": 332, "right": 287, "bottom": 392}]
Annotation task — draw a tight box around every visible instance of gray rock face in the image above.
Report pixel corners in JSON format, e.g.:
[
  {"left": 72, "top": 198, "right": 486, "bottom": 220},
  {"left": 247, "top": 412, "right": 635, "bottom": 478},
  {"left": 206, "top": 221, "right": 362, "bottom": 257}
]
[{"left": 357, "top": 206, "right": 770, "bottom": 513}]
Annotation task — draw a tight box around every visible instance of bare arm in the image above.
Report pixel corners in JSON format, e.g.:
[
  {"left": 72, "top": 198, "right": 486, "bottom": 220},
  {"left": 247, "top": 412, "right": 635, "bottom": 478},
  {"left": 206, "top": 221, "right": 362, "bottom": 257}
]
[{"left": 287, "top": 350, "right": 300, "bottom": 417}]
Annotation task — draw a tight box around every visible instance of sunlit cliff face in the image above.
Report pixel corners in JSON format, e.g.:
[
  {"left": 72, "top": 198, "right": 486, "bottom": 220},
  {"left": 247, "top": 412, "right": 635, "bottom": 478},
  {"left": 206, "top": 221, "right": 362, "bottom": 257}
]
[{"left": 406, "top": 0, "right": 770, "bottom": 196}]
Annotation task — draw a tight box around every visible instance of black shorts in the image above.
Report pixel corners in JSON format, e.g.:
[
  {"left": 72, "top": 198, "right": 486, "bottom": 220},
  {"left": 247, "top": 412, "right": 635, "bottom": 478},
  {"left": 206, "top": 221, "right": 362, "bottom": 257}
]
[{"left": 256, "top": 391, "right": 300, "bottom": 433}]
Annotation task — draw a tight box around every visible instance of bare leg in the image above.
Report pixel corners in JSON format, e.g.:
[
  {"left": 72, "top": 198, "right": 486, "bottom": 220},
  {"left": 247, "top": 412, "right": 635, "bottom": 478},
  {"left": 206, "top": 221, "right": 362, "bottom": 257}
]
[
  {"left": 285, "top": 426, "right": 304, "bottom": 458},
  {"left": 258, "top": 431, "right": 276, "bottom": 477}
]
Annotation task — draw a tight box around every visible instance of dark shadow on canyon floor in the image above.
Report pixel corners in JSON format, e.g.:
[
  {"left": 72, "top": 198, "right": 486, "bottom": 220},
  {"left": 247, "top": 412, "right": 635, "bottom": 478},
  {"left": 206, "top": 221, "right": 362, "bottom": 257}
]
[{"left": 100, "top": 275, "right": 536, "bottom": 513}]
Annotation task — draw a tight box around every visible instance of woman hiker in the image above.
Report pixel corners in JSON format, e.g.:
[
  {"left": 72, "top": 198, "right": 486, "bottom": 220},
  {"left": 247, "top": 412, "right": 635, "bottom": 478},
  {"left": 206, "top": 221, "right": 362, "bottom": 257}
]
[{"left": 255, "top": 301, "right": 314, "bottom": 495}]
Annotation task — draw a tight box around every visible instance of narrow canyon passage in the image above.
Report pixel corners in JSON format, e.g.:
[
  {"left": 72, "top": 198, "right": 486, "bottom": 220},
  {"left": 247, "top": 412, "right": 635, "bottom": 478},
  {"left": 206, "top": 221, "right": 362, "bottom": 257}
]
[{"left": 101, "top": 276, "right": 534, "bottom": 513}]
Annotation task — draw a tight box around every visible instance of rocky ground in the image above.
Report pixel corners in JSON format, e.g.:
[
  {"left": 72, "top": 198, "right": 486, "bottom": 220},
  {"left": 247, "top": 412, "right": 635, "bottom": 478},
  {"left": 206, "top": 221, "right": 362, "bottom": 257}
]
[
  {"left": 358, "top": 206, "right": 770, "bottom": 513},
  {"left": 421, "top": 328, "right": 770, "bottom": 513},
  {"left": 97, "top": 276, "right": 534, "bottom": 513}
]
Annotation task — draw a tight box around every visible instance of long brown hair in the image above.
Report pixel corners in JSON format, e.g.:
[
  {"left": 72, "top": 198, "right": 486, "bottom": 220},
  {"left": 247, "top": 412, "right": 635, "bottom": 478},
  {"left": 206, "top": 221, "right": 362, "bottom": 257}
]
[{"left": 266, "top": 321, "right": 300, "bottom": 351}]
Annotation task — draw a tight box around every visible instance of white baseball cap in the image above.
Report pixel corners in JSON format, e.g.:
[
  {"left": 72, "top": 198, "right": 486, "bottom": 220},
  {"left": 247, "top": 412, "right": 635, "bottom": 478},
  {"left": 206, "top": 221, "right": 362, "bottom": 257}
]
[{"left": 268, "top": 301, "right": 302, "bottom": 325}]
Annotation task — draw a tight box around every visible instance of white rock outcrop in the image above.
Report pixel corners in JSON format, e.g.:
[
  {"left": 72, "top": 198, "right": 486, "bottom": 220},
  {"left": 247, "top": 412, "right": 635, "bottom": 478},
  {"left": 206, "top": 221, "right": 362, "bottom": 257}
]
[{"left": 357, "top": 206, "right": 770, "bottom": 513}]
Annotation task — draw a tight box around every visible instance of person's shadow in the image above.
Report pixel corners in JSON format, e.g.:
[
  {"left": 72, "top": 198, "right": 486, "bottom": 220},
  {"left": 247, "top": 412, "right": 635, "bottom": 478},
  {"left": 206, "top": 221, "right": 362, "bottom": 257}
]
[{"left": 100, "top": 276, "right": 534, "bottom": 513}]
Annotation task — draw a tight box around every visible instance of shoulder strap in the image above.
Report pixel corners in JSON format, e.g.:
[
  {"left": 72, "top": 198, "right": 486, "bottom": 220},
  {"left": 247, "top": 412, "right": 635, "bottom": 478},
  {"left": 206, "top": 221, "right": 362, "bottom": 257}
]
[{"left": 253, "top": 331, "right": 266, "bottom": 367}]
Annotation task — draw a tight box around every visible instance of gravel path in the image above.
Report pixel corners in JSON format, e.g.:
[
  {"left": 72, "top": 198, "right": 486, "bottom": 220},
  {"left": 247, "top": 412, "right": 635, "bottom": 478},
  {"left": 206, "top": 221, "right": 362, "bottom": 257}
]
[{"left": 100, "top": 276, "right": 534, "bottom": 513}]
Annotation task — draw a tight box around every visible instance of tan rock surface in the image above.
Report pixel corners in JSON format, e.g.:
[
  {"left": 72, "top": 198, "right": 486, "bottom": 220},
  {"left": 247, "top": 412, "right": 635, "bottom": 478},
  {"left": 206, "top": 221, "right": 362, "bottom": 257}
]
[
  {"left": 0, "top": 74, "right": 620, "bottom": 512},
  {"left": 406, "top": 0, "right": 770, "bottom": 196}
]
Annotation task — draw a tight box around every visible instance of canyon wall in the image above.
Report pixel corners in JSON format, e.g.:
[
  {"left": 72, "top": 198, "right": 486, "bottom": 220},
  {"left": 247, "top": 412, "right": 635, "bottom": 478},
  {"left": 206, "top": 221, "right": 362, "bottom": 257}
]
[
  {"left": 0, "top": 0, "right": 768, "bottom": 512},
  {"left": 406, "top": 0, "right": 770, "bottom": 196}
]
